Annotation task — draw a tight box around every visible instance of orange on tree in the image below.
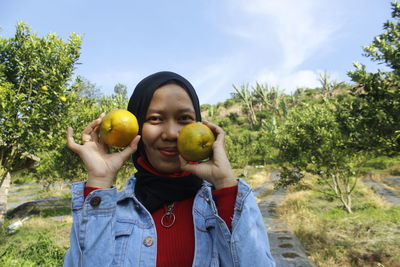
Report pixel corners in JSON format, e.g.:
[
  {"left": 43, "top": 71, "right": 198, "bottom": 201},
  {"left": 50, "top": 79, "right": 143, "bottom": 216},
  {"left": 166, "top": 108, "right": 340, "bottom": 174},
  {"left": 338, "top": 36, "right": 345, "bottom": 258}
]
[
  {"left": 177, "top": 122, "right": 215, "bottom": 162},
  {"left": 99, "top": 109, "right": 139, "bottom": 147}
]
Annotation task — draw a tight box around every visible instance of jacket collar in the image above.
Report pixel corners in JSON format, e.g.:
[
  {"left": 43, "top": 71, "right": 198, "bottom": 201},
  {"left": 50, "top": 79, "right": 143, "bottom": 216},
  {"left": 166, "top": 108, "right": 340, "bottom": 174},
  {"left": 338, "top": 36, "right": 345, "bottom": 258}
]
[{"left": 116, "top": 176, "right": 213, "bottom": 203}]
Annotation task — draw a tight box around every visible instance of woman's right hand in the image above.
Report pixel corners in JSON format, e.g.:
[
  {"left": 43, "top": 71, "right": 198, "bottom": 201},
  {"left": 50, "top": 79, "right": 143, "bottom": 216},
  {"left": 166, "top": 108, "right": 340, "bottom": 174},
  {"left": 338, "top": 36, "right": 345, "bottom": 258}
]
[{"left": 66, "top": 113, "right": 141, "bottom": 188}]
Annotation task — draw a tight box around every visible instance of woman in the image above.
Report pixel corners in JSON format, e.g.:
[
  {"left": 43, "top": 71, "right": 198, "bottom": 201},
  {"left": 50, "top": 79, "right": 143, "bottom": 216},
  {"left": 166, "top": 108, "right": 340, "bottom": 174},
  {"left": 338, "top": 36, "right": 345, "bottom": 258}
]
[{"left": 64, "top": 71, "right": 275, "bottom": 266}]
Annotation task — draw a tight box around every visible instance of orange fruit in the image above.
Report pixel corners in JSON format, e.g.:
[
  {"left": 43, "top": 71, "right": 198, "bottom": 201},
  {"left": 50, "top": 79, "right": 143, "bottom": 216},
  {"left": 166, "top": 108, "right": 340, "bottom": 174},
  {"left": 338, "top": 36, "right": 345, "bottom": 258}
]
[
  {"left": 99, "top": 110, "right": 139, "bottom": 147},
  {"left": 177, "top": 122, "right": 215, "bottom": 162}
]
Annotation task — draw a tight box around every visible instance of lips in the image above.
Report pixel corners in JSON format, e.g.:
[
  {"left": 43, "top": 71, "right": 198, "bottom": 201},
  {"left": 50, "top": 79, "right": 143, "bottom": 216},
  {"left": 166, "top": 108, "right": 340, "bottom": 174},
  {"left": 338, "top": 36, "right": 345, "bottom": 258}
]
[{"left": 159, "top": 147, "right": 179, "bottom": 157}]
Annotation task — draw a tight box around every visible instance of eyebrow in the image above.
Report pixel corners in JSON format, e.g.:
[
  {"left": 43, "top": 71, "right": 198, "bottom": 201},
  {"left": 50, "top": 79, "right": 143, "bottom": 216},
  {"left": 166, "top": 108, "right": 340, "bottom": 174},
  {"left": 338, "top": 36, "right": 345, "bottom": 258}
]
[{"left": 146, "top": 108, "right": 195, "bottom": 114}]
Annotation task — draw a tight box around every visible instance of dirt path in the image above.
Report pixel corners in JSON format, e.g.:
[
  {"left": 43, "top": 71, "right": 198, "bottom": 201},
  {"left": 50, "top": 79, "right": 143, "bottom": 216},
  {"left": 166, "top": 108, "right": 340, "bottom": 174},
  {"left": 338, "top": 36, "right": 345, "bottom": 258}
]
[
  {"left": 255, "top": 171, "right": 316, "bottom": 267},
  {"left": 362, "top": 177, "right": 400, "bottom": 206}
]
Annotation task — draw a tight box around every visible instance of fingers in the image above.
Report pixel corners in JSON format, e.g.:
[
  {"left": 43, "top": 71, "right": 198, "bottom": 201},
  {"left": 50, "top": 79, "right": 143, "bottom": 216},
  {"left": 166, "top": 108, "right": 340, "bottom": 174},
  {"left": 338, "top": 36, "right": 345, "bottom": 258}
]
[
  {"left": 118, "top": 135, "right": 141, "bottom": 161},
  {"left": 94, "top": 113, "right": 106, "bottom": 142},
  {"left": 202, "top": 121, "right": 226, "bottom": 156},
  {"left": 202, "top": 121, "right": 225, "bottom": 144},
  {"left": 82, "top": 113, "right": 105, "bottom": 143},
  {"left": 91, "top": 124, "right": 100, "bottom": 143},
  {"left": 179, "top": 155, "right": 197, "bottom": 173},
  {"left": 66, "top": 127, "right": 80, "bottom": 153}
]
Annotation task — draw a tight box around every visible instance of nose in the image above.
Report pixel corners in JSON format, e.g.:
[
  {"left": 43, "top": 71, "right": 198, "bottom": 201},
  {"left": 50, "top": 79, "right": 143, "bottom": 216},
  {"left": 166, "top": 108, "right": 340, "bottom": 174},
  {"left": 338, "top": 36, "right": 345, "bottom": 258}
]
[{"left": 161, "top": 121, "right": 180, "bottom": 141}]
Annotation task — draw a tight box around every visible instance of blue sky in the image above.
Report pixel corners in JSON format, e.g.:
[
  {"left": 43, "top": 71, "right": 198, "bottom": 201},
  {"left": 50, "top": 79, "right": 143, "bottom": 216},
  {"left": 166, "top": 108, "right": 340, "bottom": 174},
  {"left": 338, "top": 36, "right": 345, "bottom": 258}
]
[{"left": 1, "top": 0, "right": 394, "bottom": 104}]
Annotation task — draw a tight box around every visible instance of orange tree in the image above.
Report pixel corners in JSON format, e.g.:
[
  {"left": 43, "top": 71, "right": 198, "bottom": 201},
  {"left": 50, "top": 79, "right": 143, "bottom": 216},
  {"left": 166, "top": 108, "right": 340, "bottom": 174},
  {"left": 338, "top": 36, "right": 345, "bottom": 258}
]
[
  {"left": 0, "top": 22, "right": 82, "bottom": 187},
  {"left": 34, "top": 79, "right": 132, "bottom": 183},
  {"left": 274, "top": 101, "right": 364, "bottom": 213}
]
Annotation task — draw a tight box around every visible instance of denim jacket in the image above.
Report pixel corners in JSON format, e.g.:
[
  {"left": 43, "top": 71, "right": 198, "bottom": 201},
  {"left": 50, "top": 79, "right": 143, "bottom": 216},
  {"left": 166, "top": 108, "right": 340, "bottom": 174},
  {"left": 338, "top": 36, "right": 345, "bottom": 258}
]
[{"left": 64, "top": 177, "right": 275, "bottom": 267}]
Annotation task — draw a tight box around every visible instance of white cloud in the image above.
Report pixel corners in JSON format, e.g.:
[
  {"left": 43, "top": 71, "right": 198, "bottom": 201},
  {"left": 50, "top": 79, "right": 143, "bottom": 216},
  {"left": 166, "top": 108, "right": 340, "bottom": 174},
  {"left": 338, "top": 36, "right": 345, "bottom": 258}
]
[
  {"left": 174, "top": 0, "right": 344, "bottom": 103},
  {"left": 253, "top": 69, "right": 343, "bottom": 94},
  {"left": 82, "top": 0, "right": 344, "bottom": 104},
  {"left": 254, "top": 69, "right": 320, "bottom": 93},
  {"left": 226, "top": 0, "right": 341, "bottom": 70},
  {"left": 191, "top": 56, "right": 241, "bottom": 104}
]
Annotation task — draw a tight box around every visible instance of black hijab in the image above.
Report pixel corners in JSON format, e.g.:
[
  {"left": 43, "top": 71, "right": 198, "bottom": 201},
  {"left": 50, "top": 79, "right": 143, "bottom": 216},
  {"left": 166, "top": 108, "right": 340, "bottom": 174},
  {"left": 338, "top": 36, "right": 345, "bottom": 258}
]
[{"left": 127, "top": 71, "right": 203, "bottom": 213}]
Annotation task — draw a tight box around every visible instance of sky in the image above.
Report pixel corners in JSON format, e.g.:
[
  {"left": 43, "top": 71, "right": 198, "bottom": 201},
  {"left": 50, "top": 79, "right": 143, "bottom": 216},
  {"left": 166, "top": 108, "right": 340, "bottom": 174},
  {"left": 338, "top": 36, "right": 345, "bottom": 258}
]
[{"left": 0, "top": 0, "right": 394, "bottom": 104}]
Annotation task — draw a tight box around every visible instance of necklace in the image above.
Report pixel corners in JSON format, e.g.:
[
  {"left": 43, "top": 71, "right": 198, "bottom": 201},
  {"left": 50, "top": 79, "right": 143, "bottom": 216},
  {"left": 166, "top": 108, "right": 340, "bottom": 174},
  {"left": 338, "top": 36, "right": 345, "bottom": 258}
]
[{"left": 161, "top": 202, "right": 176, "bottom": 228}]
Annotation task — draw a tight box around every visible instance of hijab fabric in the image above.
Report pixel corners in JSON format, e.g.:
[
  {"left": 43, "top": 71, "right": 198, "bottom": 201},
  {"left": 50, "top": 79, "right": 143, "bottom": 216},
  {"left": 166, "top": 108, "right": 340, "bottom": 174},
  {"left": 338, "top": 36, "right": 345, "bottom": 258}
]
[{"left": 127, "top": 71, "right": 203, "bottom": 213}]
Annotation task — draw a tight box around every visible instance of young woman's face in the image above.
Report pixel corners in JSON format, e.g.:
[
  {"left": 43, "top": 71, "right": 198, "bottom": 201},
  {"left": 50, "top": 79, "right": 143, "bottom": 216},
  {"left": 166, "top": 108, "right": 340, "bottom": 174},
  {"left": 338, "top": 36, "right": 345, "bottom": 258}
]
[{"left": 142, "top": 83, "right": 196, "bottom": 173}]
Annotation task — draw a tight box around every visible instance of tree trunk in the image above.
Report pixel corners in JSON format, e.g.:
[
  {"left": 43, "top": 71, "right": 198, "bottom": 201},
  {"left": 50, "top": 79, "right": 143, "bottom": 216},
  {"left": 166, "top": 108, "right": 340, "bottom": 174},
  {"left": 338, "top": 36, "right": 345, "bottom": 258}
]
[
  {"left": 340, "top": 194, "right": 353, "bottom": 213},
  {"left": 329, "top": 173, "right": 354, "bottom": 213},
  {"left": 0, "top": 171, "right": 11, "bottom": 224},
  {"left": 247, "top": 102, "right": 257, "bottom": 127}
]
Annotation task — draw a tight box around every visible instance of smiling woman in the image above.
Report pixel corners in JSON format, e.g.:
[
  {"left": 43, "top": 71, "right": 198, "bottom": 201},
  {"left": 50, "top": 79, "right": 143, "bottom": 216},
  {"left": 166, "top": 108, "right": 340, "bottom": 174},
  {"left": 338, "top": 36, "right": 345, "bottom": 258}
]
[
  {"left": 141, "top": 83, "right": 197, "bottom": 173},
  {"left": 64, "top": 71, "right": 275, "bottom": 266}
]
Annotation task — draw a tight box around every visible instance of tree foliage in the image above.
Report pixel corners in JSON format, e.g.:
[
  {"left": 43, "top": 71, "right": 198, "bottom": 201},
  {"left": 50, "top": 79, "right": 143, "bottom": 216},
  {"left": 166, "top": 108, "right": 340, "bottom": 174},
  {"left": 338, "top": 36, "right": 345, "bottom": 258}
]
[
  {"left": 0, "top": 22, "right": 82, "bottom": 186},
  {"left": 34, "top": 82, "right": 131, "bottom": 183},
  {"left": 275, "top": 101, "right": 362, "bottom": 213},
  {"left": 347, "top": 1, "right": 400, "bottom": 153},
  {"left": 233, "top": 84, "right": 257, "bottom": 127}
]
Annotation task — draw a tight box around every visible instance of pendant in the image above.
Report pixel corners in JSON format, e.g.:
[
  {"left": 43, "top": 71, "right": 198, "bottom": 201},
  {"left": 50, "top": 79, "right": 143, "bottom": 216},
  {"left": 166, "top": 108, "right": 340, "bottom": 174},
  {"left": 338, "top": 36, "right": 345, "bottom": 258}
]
[{"left": 161, "top": 203, "right": 176, "bottom": 228}]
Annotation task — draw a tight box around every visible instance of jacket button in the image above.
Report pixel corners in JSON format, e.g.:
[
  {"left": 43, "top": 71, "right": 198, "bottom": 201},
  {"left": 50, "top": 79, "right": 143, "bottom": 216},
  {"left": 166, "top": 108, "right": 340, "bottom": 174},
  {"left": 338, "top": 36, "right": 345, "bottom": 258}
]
[
  {"left": 90, "top": 196, "right": 101, "bottom": 207},
  {"left": 143, "top": 236, "right": 154, "bottom": 247}
]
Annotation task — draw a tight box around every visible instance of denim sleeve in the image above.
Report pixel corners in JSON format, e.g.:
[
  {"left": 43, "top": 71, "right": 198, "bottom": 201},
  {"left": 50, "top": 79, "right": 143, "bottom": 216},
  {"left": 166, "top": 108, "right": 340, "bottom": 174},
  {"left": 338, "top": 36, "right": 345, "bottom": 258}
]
[
  {"left": 212, "top": 179, "right": 276, "bottom": 267},
  {"left": 63, "top": 182, "right": 117, "bottom": 267}
]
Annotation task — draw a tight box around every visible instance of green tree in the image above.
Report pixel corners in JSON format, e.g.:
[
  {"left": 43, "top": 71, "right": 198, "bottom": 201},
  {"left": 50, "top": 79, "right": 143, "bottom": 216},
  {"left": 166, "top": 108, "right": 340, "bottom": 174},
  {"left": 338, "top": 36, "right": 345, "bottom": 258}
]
[
  {"left": 233, "top": 84, "right": 257, "bottom": 127},
  {"left": 253, "top": 83, "right": 287, "bottom": 117},
  {"left": 347, "top": 1, "right": 400, "bottom": 153},
  {"left": 73, "top": 75, "right": 102, "bottom": 99},
  {"left": 114, "top": 83, "right": 128, "bottom": 98},
  {"left": 0, "top": 22, "right": 82, "bottom": 187},
  {"left": 275, "top": 101, "right": 362, "bottom": 213},
  {"left": 35, "top": 78, "right": 131, "bottom": 184}
]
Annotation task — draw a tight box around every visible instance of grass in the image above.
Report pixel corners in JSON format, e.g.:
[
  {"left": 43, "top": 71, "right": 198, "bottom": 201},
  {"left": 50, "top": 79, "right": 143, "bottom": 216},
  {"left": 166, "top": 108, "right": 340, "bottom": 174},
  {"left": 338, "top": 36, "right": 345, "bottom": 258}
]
[
  {"left": 0, "top": 211, "right": 71, "bottom": 266},
  {"left": 358, "top": 155, "right": 400, "bottom": 177},
  {"left": 277, "top": 174, "right": 400, "bottom": 266},
  {"left": 362, "top": 155, "right": 400, "bottom": 170}
]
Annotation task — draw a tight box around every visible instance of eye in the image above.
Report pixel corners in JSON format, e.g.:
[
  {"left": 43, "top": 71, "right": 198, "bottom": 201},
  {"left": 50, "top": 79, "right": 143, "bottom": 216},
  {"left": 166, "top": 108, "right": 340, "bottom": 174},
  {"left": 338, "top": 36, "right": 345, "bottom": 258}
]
[
  {"left": 179, "top": 115, "right": 194, "bottom": 122},
  {"left": 147, "top": 116, "right": 162, "bottom": 123}
]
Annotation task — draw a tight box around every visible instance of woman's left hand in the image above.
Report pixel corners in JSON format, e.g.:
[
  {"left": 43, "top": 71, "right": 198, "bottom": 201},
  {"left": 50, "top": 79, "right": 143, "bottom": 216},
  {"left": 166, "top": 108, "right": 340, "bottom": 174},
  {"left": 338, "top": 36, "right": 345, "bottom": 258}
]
[{"left": 179, "top": 121, "right": 238, "bottom": 189}]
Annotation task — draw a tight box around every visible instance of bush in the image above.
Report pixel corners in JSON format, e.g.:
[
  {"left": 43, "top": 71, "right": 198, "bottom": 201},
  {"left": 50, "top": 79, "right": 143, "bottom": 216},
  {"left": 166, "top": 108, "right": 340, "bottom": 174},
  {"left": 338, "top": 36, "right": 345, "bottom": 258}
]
[
  {"left": 389, "top": 167, "right": 400, "bottom": 176},
  {"left": 223, "top": 99, "right": 235, "bottom": 109}
]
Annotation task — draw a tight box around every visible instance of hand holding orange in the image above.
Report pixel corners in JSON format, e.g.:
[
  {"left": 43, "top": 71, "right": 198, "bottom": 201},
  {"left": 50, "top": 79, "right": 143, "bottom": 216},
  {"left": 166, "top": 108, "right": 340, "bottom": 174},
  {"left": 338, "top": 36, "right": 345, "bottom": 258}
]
[
  {"left": 99, "top": 110, "right": 139, "bottom": 147},
  {"left": 177, "top": 122, "right": 215, "bottom": 162}
]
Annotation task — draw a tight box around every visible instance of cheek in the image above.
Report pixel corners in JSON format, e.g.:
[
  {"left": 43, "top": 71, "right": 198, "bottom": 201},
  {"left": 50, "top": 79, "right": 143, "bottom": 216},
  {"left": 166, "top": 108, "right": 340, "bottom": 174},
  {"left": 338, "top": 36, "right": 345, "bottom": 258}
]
[
  {"left": 141, "top": 125, "right": 150, "bottom": 146},
  {"left": 141, "top": 124, "right": 157, "bottom": 148}
]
